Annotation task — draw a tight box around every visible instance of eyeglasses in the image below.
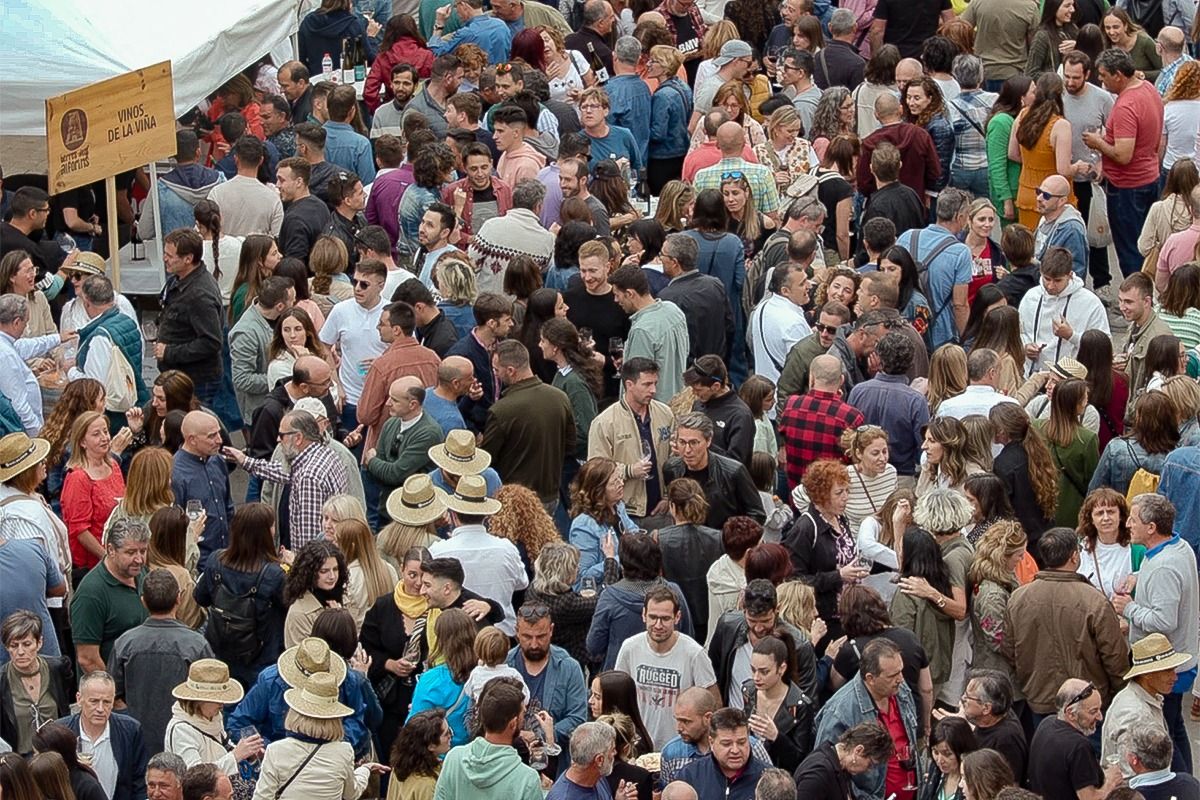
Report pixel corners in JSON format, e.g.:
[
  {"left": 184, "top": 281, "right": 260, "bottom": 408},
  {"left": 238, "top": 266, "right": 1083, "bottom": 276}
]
[
  {"left": 1035, "top": 189, "right": 1066, "bottom": 200},
  {"left": 277, "top": 430, "right": 301, "bottom": 442},
  {"left": 1065, "top": 682, "right": 1095, "bottom": 708},
  {"left": 960, "top": 693, "right": 982, "bottom": 704}
]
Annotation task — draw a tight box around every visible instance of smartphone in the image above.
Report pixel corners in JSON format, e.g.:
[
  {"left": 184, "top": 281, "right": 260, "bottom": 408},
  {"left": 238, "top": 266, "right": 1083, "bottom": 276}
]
[{"left": 741, "top": 684, "right": 757, "bottom": 717}]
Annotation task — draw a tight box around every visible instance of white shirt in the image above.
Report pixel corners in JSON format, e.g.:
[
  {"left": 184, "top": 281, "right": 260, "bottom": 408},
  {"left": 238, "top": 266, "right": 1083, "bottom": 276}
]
[
  {"left": 318, "top": 297, "right": 387, "bottom": 404},
  {"left": 749, "top": 293, "right": 811, "bottom": 387},
  {"left": 428, "top": 524, "right": 530, "bottom": 636},
  {"left": 81, "top": 721, "right": 117, "bottom": 798},
  {"left": 0, "top": 330, "right": 60, "bottom": 434},
  {"left": 59, "top": 295, "right": 137, "bottom": 334},
  {"left": 1077, "top": 540, "right": 1136, "bottom": 599},
  {"left": 383, "top": 264, "right": 418, "bottom": 302},
  {"left": 936, "top": 384, "right": 1018, "bottom": 420}
]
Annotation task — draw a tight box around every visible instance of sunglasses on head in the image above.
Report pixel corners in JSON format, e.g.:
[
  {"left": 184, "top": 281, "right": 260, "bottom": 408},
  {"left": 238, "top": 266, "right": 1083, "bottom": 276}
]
[
  {"left": 517, "top": 603, "right": 551, "bottom": 621},
  {"left": 1066, "top": 682, "right": 1095, "bottom": 708}
]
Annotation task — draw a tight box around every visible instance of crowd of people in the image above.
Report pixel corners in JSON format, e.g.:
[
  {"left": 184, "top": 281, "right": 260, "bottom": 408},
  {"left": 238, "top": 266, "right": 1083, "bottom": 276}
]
[{"left": 3, "top": 0, "right": 1200, "bottom": 797}]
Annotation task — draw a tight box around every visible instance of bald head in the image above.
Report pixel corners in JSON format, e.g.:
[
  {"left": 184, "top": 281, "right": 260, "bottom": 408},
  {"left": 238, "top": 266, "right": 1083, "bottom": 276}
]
[
  {"left": 437, "top": 355, "right": 474, "bottom": 394},
  {"left": 677, "top": 686, "right": 718, "bottom": 714},
  {"left": 1043, "top": 174, "right": 1070, "bottom": 196},
  {"left": 874, "top": 93, "right": 901, "bottom": 123},
  {"left": 810, "top": 354, "right": 844, "bottom": 389},
  {"left": 389, "top": 376, "right": 426, "bottom": 419},
  {"left": 1159, "top": 26, "right": 1185, "bottom": 55},
  {"left": 293, "top": 355, "right": 331, "bottom": 395},
  {"left": 640, "top": 10, "right": 667, "bottom": 26},
  {"left": 662, "top": 783, "right": 700, "bottom": 800},
  {"left": 715, "top": 121, "right": 746, "bottom": 155},
  {"left": 181, "top": 411, "right": 222, "bottom": 457},
  {"left": 896, "top": 58, "right": 923, "bottom": 87}
]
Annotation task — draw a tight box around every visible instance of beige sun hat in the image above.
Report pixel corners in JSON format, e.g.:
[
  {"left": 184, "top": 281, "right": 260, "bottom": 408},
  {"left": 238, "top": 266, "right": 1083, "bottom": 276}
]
[
  {"left": 283, "top": 671, "right": 353, "bottom": 719},
  {"left": 1124, "top": 633, "right": 1192, "bottom": 680},
  {"left": 59, "top": 251, "right": 106, "bottom": 276},
  {"left": 428, "top": 429, "right": 492, "bottom": 476},
  {"left": 171, "top": 659, "right": 245, "bottom": 705},
  {"left": 276, "top": 637, "right": 348, "bottom": 689},
  {"left": 386, "top": 473, "right": 449, "bottom": 527},
  {"left": 441, "top": 473, "right": 502, "bottom": 516},
  {"left": 0, "top": 432, "right": 51, "bottom": 483},
  {"left": 1049, "top": 356, "right": 1088, "bottom": 381}
]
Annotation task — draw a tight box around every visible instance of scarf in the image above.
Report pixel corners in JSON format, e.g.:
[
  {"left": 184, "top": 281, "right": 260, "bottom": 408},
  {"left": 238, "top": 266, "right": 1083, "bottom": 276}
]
[
  {"left": 393, "top": 584, "right": 428, "bottom": 619},
  {"left": 394, "top": 584, "right": 437, "bottom": 664},
  {"left": 168, "top": 702, "right": 231, "bottom": 758}
]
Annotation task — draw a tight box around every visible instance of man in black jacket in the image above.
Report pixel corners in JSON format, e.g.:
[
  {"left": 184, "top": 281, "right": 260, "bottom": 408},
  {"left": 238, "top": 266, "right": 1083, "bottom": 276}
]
[
  {"left": 663, "top": 412, "right": 765, "bottom": 529},
  {"left": 58, "top": 671, "right": 149, "bottom": 800},
  {"left": 247, "top": 355, "right": 345, "bottom": 460},
  {"left": 684, "top": 355, "right": 755, "bottom": 467},
  {"left": 155, "top": 229, "right": 225, "bottom": 401},
  {"left": 392, "top": 278, "right": 460, "bottom": 356},
  {"left": 276, "top": 156, "right": 331, "bottom": 263},
  {"left": 659, "top": 232, "right": 734, "bottom": 366}
]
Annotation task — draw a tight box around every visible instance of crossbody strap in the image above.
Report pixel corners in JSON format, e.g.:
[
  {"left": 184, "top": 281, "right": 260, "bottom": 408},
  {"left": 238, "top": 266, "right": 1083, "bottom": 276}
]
[{"left": 276, "top": 742, "right": 325, "bottom": 799}]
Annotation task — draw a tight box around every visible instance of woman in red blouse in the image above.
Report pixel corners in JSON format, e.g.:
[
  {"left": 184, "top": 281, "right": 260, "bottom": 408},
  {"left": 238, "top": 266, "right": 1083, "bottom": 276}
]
[{"left": 61, "top": 411, "right": 125, "bottom": 585}]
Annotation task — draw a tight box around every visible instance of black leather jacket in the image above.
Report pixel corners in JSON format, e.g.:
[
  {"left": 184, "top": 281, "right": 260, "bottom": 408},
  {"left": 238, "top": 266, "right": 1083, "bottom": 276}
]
[
  {"left": 708, "top": 609, "right": 818, "bottom": 706},
  {"left": 663, "top": 452, "right": 765, "bottom": 530},
  {"left": 740, "top": 677, "right": 816, "bottom": 773}
]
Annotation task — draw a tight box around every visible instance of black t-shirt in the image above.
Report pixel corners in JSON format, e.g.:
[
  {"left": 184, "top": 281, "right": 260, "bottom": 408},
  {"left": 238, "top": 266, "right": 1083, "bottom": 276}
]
[
  {"left": 449, "top": 587, "right": 505, "bottom": 627},
  {"left": 974, "top": 714, "right": 1029, "bottom": 782},
  {"left": 672, "top": 13, "right": 700, "bottom": 58},
  {"left": 833, "top": 627, "right": 929, "bottom": 698},
  {"left": 51, "top": 185, "right": 97, "bottom": 235},
  {"left": 873, "top": 0, "right": 951, "bottom": 57},
  {"left": 563, "top": 279, "right": 630, "bottom": 401},
  {"left": 1027, "top": 718, "right": 1103, "bottom": 798},
  {"left": 816, "top": 172, "right": 854, "bottom": 253}
]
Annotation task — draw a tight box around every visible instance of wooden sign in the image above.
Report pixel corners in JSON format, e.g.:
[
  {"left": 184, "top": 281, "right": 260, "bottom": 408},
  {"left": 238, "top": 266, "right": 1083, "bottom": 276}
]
[{"left": 45, "top": 61, "right": 177, "bottom": 195}]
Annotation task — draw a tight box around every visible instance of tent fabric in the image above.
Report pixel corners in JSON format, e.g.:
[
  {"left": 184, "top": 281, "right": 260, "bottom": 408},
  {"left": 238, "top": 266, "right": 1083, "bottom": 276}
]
[{"left": 0, "top": 0, "right": 302, "bottom": 139}]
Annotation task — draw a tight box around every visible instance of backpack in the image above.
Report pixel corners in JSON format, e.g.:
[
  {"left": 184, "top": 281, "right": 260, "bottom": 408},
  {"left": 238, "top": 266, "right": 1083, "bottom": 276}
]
[
  {"left": 904, "top": 228, "right": 961, "bottom": 351},
  {"left": 743, "top": 229, "right": 792, "bottom": 318},
  {"left": 205, "top": 558, "right": 269, "bottom": 664},
  {"left": 1123, "top": 439, "right": 1160, "bottom": 501},
  {"left": 96, "top": 329, "right": 137, "bottom": 413}
]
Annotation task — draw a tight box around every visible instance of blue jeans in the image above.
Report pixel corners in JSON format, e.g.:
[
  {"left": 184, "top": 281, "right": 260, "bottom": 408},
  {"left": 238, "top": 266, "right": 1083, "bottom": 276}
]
[
  {"left": 1163, "top": 691, "right": 1194, "bottom": 774},
  {"left": 1107, "top": 178, "right": 1162, "bottom": 277},
  {"left": 950, "top": 166, "right": 989, "bottom": 199}
]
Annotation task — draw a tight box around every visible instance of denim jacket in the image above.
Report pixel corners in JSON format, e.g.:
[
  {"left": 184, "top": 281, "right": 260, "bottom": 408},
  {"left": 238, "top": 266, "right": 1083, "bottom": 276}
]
[
  {"left": 1159, "top": 445, "right": 1200, "bottom": 560},
  {"left": 225, "top": 665, "right": 381, "bottom": 759},
  {"left": 504, "top": 645, "right": 588, "bottom": 753},
  {"left": 1087, "top": 436, "right": 1169, "bottom": 497},
  {"left": 569, "top": 502, "right": 637, "bottom": 585},
  {"left": 649, "top": 77, "right": 693, "bottom": 160},
  {"left": 813, "top": 675, "right": 923, "bottom": 800}
]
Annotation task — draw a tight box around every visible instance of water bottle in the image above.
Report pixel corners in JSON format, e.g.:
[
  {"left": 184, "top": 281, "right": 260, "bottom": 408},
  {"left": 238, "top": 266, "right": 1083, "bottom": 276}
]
[{"left": 321, "top": 53, "right": 333, "bottom": 80}]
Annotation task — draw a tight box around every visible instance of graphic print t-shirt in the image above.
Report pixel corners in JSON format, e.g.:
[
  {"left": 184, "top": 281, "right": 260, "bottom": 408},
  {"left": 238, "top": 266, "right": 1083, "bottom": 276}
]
[{"left": 615, "top": 632, "right": 718, "bottom": 748}]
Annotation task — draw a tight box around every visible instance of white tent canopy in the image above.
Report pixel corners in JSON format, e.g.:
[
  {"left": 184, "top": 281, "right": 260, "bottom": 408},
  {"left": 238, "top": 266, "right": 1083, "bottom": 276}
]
[{"left": 0, "top": 0, "right": 303, "bottom": 168}]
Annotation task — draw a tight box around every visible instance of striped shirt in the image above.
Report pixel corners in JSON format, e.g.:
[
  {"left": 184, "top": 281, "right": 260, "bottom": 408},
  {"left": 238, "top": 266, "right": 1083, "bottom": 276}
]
[
  {"left": 1157, "top": 304, "right": 1200, "bottom": 350},
  {"left": 793, "top": 463, "right": 898, "bottom": 532}
]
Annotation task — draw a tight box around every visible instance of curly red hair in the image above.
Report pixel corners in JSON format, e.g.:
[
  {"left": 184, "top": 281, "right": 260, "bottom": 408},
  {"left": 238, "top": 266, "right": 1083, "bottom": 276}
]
[{"left": 801, "top": 460, "right": 850, "bottom": 507}]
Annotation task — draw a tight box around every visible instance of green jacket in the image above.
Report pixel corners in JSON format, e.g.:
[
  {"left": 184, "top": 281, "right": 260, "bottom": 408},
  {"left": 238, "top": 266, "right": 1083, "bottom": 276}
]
[
  {"left": 1036, "top": 420, "right": 1101, "bottom": 528},
  {"left": 481, "top": 377, "right": 575, "bottom": 502},
  {"left": 552, "top": 368, "right": 597, "bottom": 461},
  {"left": 986, "top": 112, "right": 1021, "bottom": 226},
  {"left": 367, "top": 412, "right": 443, "bottom": 517},
  {"left": 433, "top": 738, "right": 543, "bottom": 800},
  {"left": 777, "top": 332, "right": 829, "bottom": 398}
]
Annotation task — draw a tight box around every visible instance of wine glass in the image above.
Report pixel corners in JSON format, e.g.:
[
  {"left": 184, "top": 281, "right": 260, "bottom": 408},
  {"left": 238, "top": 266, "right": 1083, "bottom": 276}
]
[
  {"left": 77, "top": 737, "right": 94, "bottom": 768},
  {"left": 609, "top": 337, "right": 624, "bottom": 361},
  {"left": 186, "top": 499, "right": 204, "bottom": 522},
  {"left": 896, "top": 744, "right": 917, "bottom": 791},
  {"left": 140, "top": 320, "right": 158, "bottom": 343},
  {"left": 580, "top": 577, "right": 598, "bottom": 599}
]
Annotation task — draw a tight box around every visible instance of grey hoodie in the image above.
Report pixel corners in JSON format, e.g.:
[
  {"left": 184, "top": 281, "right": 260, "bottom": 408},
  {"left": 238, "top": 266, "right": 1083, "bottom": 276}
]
[
  {"left": 433, "top": 737, "right": 543, "bottom": 800},
  {"left": 705, "top": 555, "right": 745, "bottom": 646}
]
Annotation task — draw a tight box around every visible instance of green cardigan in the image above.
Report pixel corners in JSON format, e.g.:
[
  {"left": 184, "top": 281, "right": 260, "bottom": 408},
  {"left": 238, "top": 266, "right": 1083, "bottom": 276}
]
[
  {"left": 552, "top": 367, "right": 597, "bottom": 461},
  {"left": 1035, "top": 420, "right": 1101, "bottom": 528},
  {"left": 986, "top": 112, "right": 1022, "bottom": 227},
  {"left": 367, "top": 412, "right": 443, "bottom": 517}
]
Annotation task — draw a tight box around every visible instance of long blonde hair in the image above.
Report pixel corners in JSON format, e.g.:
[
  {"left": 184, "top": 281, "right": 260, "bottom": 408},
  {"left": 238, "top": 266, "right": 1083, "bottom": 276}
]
[
  {"left": 967, "top": 520, "right": 1025, "bottom": 591},
  {"left": 377, "top": 521, "right": 438, "bottom": 564},
  {"left": 776, "top": 580, "right": 817, "bottom": 633},
  {"left": 335, "top": 519, "right": 394, "bottom": 602},
  {"left": 122, "top": 447, "right": 175, "bottom": 517},
  {"left": 928, "top": 344, "right": 968, "bottom": 412}
]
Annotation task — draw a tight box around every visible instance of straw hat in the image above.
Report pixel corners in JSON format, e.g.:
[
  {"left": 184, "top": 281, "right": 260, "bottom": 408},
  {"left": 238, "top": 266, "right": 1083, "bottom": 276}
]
[
  {"left": 60, "top": 251, "right": 106, "bottom": 276},
  {"left": 0, "top": 432, "right": 51, "bottom": 482},
  {"left": 441, "top": 473, "right": 502, "bottom": 516},
  {"left": 1124, "top": 633, "right": 1192, "bottom": 679},
  {"left": 429, "top": 429, "right": 491, "bottom": 476},
  {"left": 1049, "top": 357, "right": 1088, "bottom": 381},
  {"left": 284, "top": 671, "right": 353, "bottom": 719},
  {"left": 171, "top": 659, "right": 245, "bottom": 704},
  {"left": 277, "top": 637, "right": 348, "bottom": 689},
  {"left": 386, "top": 473, "right": 448, "bottom": 527}
]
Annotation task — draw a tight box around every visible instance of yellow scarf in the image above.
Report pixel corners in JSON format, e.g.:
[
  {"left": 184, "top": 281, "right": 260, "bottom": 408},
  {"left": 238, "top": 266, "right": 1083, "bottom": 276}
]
[{"left": 393, "top": 584, "right": 441, "bottom": 665}]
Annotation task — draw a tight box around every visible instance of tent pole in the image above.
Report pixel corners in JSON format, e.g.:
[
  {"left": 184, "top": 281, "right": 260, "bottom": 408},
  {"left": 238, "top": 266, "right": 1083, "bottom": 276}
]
[{"left": 105, "top": 175, "right": 121, "bottom": 292}]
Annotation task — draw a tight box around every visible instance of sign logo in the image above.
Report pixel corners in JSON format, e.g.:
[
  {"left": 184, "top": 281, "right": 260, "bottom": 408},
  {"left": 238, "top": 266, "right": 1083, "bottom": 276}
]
[{"left": 61, "top": 109, "right": 88, "bottom": 152}]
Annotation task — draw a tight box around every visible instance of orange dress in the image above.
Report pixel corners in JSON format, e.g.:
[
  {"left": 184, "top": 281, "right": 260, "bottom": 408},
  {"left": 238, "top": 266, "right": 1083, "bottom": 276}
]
[{"left": 1015, "top": 110, "right": 1077, "bottom": 230}]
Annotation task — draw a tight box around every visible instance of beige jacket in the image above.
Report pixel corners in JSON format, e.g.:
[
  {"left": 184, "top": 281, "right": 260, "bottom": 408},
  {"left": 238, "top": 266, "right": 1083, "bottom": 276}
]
[
  {"left": 587, "top": 398, "right": 675, "bottom": 517},
  {"left": 1138, "top": 195, "right": 1191, "bottom": 256},
  {"left": 345, "top": 559, "right": 398, "bottom": 631},
  {"left": 164, "top": 704, "right": 238, "bottom": 775},
  {"left": 252, "top": 738, "right": 370, "bottom": 800},
  {"left": 284, "top": 592, "right": 325, "bottom": 649}
]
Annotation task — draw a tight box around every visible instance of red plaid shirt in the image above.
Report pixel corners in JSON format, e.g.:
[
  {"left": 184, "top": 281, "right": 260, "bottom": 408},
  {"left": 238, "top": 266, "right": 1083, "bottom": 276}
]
[{"left": 779, "top": 389, "right": 864, "bottom": 491}]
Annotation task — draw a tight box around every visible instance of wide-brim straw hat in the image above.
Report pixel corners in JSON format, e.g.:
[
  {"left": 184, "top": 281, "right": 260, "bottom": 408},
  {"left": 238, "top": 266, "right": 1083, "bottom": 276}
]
[
  {"left": 386, "top": 473, "right": 448, "bottom": 527},
  {"left": 1124, "top": 633, "right": 1192, "bottom": 679},
  {"left": 0, "top": 432, "right": 51, "bottom": 482},
  {"left": 59, "top": 251, "right": 106, "bottom": 276},
  {"left": 441, "top": 473, "right": 502, "bottom": 516},
  {"left": 277, "top": 637, "right": 348, "bottom": 689},
  {"left": 172, "top": 658, "right": 245, "bottom": 704},
  {"left": 283, "top": 671, "right": 352, "bottom": 719},
  {"left": 429, "top": 429, "right": 491, "bottom": 476}
]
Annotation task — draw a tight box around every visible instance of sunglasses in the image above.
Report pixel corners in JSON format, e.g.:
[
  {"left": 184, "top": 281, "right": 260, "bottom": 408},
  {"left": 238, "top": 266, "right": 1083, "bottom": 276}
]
[
  {"left": 814, "top": 323, "right": 839, "bottom": 334},
  {"left": 1035, "top": 189, "right": 1066, "bottom": 200},
  {"left": 1066, "top": 681, "right": 1095, "bottom": 708},
  {"left": 354, "top": 279, "right": 375, "bottom": 289},
  {"left": 517, "top": 603, "right": 551, "bottom": 620},
  {"left": 720, "top": 170, "right": 745, "bottom": 181}
]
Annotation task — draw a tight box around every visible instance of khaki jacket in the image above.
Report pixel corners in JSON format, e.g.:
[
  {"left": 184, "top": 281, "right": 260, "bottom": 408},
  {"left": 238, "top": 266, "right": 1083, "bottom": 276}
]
[
  {"left": 1003, "top": 570, "right": 1130, "bottom": 714},
  {"left": 252, "top": 738, "right": 369, "bottom": 799},
  {"left": 587, "top": 399, "right": 675, "bottom": 516}
]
